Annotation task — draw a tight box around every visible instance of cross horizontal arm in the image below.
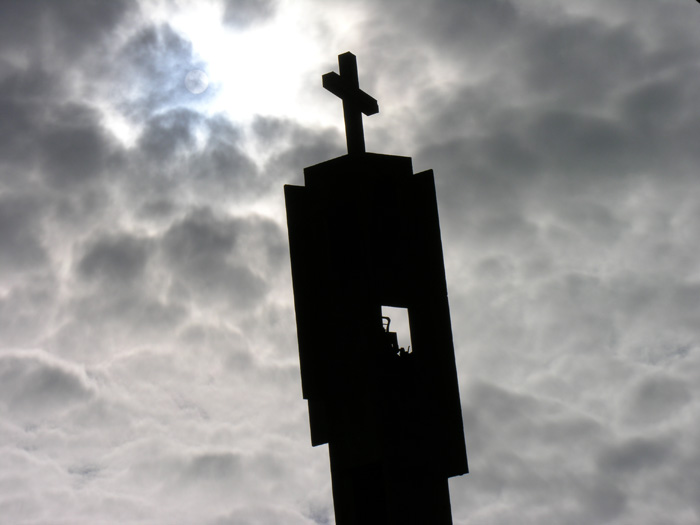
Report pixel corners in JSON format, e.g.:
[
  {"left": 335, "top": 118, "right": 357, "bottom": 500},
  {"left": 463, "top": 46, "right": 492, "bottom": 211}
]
[{"left": 322, "top": 73, "right": 379, "bottom": 116}]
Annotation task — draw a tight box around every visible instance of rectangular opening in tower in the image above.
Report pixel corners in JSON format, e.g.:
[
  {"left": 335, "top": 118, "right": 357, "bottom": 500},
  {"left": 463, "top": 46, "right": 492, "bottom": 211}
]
[{"left": 381, "top": 305, "right": 412, "bottom": 352}]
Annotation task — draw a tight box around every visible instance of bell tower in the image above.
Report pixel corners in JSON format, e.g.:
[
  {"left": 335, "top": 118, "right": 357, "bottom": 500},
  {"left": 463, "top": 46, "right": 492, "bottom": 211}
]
[{"left": 285, "top": 52, "right": 468, "bottom": 525}]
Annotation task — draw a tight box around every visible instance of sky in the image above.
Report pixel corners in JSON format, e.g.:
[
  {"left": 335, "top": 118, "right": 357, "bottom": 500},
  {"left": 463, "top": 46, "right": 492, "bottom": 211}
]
[{"left": 1, "top": 0, "right": 700, "bottom": 523}]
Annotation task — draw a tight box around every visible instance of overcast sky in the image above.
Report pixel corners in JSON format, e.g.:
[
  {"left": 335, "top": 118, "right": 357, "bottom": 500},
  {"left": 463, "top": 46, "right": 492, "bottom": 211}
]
[{"left": 2, "top": 0, "right": 700, "bottom": 523}]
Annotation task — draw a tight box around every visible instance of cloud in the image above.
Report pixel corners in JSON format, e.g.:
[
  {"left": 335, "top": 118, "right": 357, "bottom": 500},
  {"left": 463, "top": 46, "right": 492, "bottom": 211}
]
[
  {"left": 115, "top": 23, "right": 210, "bottom": 116},
  {"left": 137, "top": 107, "right": 204, "bottom": 161},
  {"left": 182, "top": 450, "right": 242, "bottom": 482},
  {"left": 77, "top": 233, "right": 152, "bottom": 286},
  {"left": 253, "top": 116, "right": 345, "bottom": 184},
  {"left": 597, "top": 436, "right": 670, "bottom": 475},
  {"left": 455, "top": 381, "right": 623, "bottom": 523},
  {"left": 160, "top": 207, "right": 272, "bottom": 310},
  {"left": 0, "top": 194, "right": 49, "bottom": 276},
  {"left": 0, "top": 351, "right": 95, "bottom": 418},
  {"left": 222, "top": 0, "right": 279, "bottom": 29},
  {"left": 211, "top": 505, "right": 316, "bottom": 525},
  {"left": 2, "top": 0, "right": 700, "bottom": 523},
  {"left": 0, "top": 0, "right": 136, "bottom": 61},
  {"left": 122, "top": 110, "right": 261, "bottom": 212},
  {"left": 38, "top": 104, "right": 123, "bottom": 189},
  {"left": 624, "top": 373, "right": 693, "bottom": 426}
]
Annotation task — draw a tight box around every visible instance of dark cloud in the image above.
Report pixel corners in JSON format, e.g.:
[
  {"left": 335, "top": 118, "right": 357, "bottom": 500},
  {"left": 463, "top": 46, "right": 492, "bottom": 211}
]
[
  {"left": 0, "top": 274, "right": 59, "bottom": 348},
  {"left": 597, "top": 436, "right": 671, "bottom": 475},
  {"left": 625, "top": 373, "right": 692, "bottom": 426},
  {"left": 252, "top": 116, "right": 344, "bottom": 185},
  {"left": 39, "top": 104, "right": 123, "bottom": 189},
  {"left": 525, "top": 110, "right": 637, "bottom": 177},
  {"left": 222, "top": 0, "right": 278, "bottom": 29},
  {"left": 394, "top": 0, "right": 519, "bottom": 53},
  {"left": 0, "top": 352, "right": 95, "bottom": 416},
  {"left": 579, "top": 481, "right": 627, "bottom": 523},
  {"left": 77, "top": 232, "right": 152, "bottom": 286},
  {"left": 188, "top": 115, "right": 260, "bottom": 197},
  {"left": 456, "top": 381, "right": 625, "bottom": 523},
  {"left": 162, "top": 208, "right": 237, "bottom": 266},
  {"left": 0, "top": 67, "right": 60, "bottom": 165},
  {"left": 138, "top": 108, "right": 204, "bottom": 161},
  {"left": 123, "top": 110, "right": 260, "bottom": 211},
  {"left": 0, "top": 68, "right": 121, "bottom": 194},
  {"left": 0, "top": 0, "right": 136, "bottom": 60},
  {"left": 0, "top": 193, "right": 49, "bottom": 275},
  {"left": 520, "top": 16, "right": 645, "bottom": 105},
  {"left": 47, "top": 227, "right": 185, "bottom": 358},
  {"left": 160, "top": 207, "right": 274, "bottom": 309},
  {"left": 182, "top": 451, "right": 242, "bottom": 481},
  {"left": 115, "top": 23, "right": 210, "bottom": 116}
]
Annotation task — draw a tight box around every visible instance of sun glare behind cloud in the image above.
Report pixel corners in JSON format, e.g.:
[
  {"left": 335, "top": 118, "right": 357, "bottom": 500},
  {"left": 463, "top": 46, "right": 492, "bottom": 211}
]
[{"left": 167, "top": 2, "right": 327, "bottom": 127}]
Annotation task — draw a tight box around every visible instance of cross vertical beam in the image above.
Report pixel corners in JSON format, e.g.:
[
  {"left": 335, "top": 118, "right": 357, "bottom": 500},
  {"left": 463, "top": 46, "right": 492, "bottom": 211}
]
[
  {"left": 338, "top": 53, "right": 365, "bottom": 155},
  {"left": 322, "top": 52, "right": 379, "bottom": 155}
]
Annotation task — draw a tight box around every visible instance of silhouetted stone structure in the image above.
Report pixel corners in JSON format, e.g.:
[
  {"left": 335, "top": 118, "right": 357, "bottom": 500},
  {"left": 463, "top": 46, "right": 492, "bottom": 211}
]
[{"left": 285, "top": 52, "right": 468, "bottom": 525}]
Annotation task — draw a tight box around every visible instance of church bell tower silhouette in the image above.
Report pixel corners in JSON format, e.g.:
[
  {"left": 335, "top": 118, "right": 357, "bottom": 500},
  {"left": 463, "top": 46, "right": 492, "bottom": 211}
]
[{"left": 285, "top": 52, "right": 468, "bottom": 525}]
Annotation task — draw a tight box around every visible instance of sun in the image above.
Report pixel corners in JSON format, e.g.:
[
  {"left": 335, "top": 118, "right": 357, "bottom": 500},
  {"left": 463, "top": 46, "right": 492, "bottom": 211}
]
[
  {"left": 101, "top": 0, "right": 374, "bottom": 164},
  {"left": 184, "top": 69, "right": 210, "bottom": 94},
  {"left": 165, "top": 1, "right": 329, "bottom": 127}
]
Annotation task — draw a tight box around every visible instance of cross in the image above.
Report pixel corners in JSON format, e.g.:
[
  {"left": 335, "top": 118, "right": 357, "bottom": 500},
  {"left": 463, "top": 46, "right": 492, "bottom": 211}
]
[{"left": 322, "top": 52, "right": 379, "bottom": 155}]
